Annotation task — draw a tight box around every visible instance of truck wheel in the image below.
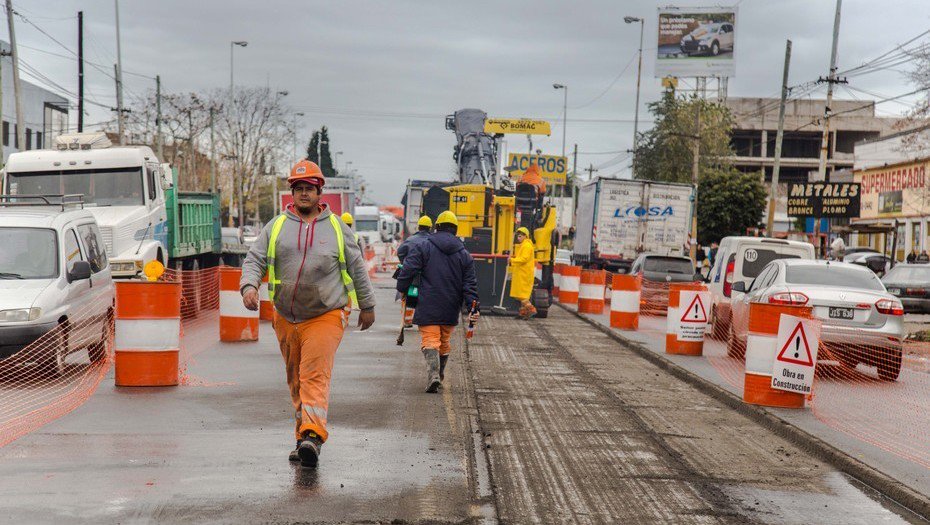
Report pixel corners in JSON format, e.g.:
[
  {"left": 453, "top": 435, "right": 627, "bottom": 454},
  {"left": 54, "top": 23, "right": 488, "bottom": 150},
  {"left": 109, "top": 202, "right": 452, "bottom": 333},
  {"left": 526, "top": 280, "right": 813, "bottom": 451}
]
[
  {"left": 532, "top": 289, "right": 550, "bottom": 319},
  {"left": 44, "top": 322, "right": 70, "bottom": 378},
  {"left": 181, "top": 260, "right": 202, "bottom": 319}
]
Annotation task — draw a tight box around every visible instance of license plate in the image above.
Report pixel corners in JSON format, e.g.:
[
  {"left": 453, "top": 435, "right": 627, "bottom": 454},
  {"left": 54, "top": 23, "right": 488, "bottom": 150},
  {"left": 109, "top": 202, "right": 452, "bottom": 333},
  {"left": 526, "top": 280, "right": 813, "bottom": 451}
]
[
  {"left": 888, "top": 288, "right": 901, "bottom": 296},
  {"left": 829, "top": 307, "right": 854, "bottom": 320}
]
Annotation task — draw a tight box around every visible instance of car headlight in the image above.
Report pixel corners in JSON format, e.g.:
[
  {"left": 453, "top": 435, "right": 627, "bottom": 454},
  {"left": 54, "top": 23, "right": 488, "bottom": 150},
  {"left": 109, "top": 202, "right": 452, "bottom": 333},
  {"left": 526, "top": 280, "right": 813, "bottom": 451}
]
[
  {"left": 112, "top": 262, "right": 138, "bottom": 273},
  {"left": 0, "top": 308, "right": 42, "bottom": 322}
]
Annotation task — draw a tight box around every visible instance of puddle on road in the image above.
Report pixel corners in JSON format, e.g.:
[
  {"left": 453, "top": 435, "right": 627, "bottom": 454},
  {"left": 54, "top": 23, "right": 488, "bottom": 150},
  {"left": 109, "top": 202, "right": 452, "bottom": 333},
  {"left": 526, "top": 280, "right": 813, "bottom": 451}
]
[{"left": 724, "top": 472, "right": 925, "bottom": 524}]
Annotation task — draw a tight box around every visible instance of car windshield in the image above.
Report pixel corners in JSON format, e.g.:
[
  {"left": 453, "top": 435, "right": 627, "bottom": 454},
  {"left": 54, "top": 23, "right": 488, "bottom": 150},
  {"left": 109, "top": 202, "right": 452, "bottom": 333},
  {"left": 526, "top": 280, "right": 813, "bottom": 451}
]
[
  {"left": 883, "top": 266, "right": 930, "bottom": 284},
  {"left": 0, "top": 227, "right": 58, "bottom": 279},
  {"left": 643, "top": 257, "right": 693, "bottom": 274},
  {"left": 786, "top": 264, "right": 884, "bottom": 291},
  {"left": 6, "top": 167, "right": 145, "bottom": 207},
  {"left": 356, "top": 219, "right": 378, "bottom": 232}
]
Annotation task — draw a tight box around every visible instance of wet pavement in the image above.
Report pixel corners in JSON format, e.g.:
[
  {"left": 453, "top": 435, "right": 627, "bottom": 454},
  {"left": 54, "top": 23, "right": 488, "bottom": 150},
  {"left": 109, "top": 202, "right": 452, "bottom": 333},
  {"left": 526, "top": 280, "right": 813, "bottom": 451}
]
[{"left": 0, "top": 280, "right": 481, "bottom": 524}]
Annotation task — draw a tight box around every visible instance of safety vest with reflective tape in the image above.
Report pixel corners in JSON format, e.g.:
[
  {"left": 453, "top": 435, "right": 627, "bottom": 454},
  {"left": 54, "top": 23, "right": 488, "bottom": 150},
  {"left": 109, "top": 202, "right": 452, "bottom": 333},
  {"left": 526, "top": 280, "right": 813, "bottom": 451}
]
[{"left": 266, "top": 213, "right": 358, "bottom": 307}]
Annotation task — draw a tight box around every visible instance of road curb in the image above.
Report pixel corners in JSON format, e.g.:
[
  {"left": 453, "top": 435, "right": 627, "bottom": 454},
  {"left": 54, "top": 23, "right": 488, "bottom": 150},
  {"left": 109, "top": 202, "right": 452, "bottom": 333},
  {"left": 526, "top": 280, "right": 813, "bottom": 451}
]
[{"left": 557, "top": 302, "right": 930, "bottom": 521}]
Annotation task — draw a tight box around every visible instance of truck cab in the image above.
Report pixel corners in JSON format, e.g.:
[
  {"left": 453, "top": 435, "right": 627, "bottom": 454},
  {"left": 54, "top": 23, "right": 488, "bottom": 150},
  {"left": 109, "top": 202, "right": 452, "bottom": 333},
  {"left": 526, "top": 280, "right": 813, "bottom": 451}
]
[{"left": 3, "top": 133, "right": 173, "bottom": 278}]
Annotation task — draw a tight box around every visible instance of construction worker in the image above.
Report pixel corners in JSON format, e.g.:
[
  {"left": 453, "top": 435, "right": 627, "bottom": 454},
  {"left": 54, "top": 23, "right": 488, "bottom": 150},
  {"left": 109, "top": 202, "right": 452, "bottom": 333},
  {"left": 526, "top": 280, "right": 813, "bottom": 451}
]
[
  {"left": 341, "top": 212, "right": 361, "bottom": 244},
  {"left": 509, "top": 226, "right": 536, "bottom": 319},
  {"left": 518, "top": 164, "right": 547, "bottom": 198},
  {"left": 240, "top": 159, "right": 376, "bottom": 468},
  {"left": 396, "top": 215, "right": 433, "bottom": 328},
  {"left": 396, "top": 211, "right": 478, "bottom": 393}
]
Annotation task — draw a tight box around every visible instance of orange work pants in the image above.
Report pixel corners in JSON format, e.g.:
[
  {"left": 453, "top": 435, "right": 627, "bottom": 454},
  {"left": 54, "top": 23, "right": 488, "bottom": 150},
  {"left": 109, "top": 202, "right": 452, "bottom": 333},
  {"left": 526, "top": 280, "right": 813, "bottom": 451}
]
[
  {"left": 273, "top": 308, "right": 348, "bottom": 442},
  {"left": 419, "top": 325, "right": 454, "bottom": 356}
]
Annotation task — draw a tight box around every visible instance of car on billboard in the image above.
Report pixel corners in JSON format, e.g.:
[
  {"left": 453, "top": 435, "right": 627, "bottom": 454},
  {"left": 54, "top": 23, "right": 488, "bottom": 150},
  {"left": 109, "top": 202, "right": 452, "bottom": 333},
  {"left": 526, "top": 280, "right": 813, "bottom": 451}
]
[{"left": 679, "top": 22, "right": 734, "bottom": 57}]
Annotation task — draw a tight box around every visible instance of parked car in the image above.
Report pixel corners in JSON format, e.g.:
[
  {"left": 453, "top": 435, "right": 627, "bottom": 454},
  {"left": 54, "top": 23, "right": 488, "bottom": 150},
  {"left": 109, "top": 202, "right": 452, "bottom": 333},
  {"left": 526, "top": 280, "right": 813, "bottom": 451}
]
[
  {"left": 0, "top": 200, "right": 115, "bottom": 376},
  {"left": 846, "top": 252, "right": 893, "bottom": 276},
  {"left": 841, "top": 247, "right": 879, "bottom": 262},
  {"left": 629, "top": 254, "right": 700, "bottom": 314},
  {"left": 882, "top": 264, "right": 930, "bottom": 313},
  {"left": 679, "top": 22, "right": 734, "bottom": 57},
  {"left": 707, "top": 237, "right": 815, "bottom": 340},
  {"left": 728, "top": 259, "right": 904, "bottom": 381}
]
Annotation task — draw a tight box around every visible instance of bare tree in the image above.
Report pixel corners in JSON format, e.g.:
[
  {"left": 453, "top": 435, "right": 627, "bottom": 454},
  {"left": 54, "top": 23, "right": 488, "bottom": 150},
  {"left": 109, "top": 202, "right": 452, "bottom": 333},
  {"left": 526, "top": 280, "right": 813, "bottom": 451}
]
[{"left": 895, "top": 48, "right": 930, "bottom": 155}]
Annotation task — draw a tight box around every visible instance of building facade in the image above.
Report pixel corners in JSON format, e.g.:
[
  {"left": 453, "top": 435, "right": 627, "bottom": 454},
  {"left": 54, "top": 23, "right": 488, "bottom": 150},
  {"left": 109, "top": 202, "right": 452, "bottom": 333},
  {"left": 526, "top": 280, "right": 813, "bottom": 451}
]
[{"left": 1, "top": 41, "right": 70, "bottom": 164}]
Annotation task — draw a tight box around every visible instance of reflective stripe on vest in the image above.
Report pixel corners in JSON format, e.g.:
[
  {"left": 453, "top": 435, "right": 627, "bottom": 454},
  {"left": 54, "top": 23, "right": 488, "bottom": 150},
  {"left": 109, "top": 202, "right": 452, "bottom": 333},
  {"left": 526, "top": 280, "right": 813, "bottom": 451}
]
[{"left": 266, "top": 214, "right": 358, "bottom": 307}]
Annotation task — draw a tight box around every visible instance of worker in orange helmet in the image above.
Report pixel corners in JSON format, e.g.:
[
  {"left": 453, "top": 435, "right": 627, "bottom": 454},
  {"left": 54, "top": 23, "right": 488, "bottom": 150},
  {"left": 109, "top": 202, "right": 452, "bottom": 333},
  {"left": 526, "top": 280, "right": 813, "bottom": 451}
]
[
  {"left": 240, "top": 159, "right": 376, "bottom": 468},
  {"left": 518, "top": 163, "right": 547, "bottom": 198},
  {"left": 509, "top": 226, "right": 537, "bottom": 319}
]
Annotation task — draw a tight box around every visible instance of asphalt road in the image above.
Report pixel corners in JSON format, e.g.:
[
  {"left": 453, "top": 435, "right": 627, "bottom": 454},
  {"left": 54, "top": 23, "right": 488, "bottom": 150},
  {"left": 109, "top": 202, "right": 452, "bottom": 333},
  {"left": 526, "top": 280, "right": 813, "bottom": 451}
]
[{"left": 0, "top": 277, "right": 926, "bottom": 524}]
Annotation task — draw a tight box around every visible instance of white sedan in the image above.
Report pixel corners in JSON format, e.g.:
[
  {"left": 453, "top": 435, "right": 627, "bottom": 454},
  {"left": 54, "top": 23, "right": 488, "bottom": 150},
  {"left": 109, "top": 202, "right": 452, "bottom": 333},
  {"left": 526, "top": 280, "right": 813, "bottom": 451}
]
[{"left": 727, "top": 259, "right": 904, "bottom": 381}]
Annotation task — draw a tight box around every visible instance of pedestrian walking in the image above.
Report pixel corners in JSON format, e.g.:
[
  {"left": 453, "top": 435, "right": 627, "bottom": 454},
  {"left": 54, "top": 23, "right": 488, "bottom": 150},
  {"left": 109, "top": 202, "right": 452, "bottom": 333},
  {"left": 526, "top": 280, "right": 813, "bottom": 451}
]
[
  {"left": 509, "top": 226, "right": 536, "bottom": 320},
  {"left": 240, "top": 159, "right": 376, "bottom": 468},
  {"left": 396, "top": 215, "right": 433, "bottom": 329},
  {"left": 396, "top": 211, "right": 478, "bottom": 393}
]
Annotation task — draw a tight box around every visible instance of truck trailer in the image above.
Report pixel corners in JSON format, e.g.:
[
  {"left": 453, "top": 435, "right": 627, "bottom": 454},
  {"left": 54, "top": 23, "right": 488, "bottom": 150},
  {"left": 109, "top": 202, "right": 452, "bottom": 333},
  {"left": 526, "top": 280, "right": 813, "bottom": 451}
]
[{"left": 573, "top": 178, "right": 694, "bottom": 273}]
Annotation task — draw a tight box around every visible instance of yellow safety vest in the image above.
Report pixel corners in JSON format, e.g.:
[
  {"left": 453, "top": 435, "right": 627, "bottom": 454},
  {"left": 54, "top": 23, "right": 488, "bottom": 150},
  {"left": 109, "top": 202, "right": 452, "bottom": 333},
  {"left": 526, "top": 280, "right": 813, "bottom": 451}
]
[{"left": 267, "top": 213, "right": 358, "bottom": 307}]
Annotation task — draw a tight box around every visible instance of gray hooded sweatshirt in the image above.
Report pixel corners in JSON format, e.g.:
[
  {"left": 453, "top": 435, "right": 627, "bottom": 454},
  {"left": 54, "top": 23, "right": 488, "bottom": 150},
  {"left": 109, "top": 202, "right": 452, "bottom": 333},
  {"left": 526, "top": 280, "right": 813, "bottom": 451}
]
[{"left": 239, "top": 205, "right": 375, "bottom": 323}]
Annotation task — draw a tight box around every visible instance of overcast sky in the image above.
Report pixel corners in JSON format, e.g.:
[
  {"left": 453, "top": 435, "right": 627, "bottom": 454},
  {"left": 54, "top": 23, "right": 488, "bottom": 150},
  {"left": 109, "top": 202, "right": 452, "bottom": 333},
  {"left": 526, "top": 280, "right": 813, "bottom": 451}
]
[{"left": 9, "top": 0, "right": 929, "bottom": 203}]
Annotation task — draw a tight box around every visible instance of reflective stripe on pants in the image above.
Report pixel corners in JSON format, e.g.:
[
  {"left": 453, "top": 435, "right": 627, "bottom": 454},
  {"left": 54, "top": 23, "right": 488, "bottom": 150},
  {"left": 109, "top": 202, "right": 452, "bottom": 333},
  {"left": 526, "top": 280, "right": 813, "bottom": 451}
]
[{"left": 273, "top": 308, "right": 348, "bottom": 442}]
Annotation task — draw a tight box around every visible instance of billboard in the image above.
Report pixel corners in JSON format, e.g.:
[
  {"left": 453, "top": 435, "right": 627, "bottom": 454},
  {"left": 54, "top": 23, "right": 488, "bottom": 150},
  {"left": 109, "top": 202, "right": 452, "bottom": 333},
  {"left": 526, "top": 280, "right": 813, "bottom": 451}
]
[
  {"left": 506, "top": 153, "right": 568, "bottom": 185},
  {"left": 786, "top": 183, "right": 860, "bottom": 218},
  {"left": 485, "top": 119, "right": 551, "bottom": 135},
  {"left": 656, "top": 7, "right": 737, "bottom": 78},
  {"left": 854, "top": 160, "right": 930, "bottom": 220}
]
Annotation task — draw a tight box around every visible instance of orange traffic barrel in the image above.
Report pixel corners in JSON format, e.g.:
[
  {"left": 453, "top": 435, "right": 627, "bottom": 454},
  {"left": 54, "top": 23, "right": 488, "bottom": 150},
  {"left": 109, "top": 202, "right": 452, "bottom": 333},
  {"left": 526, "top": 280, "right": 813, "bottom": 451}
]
[
  {"left": 743, "top": 303, "right": 811, "bottom": 408},
  {"left": 578, "top": 269, "right": 607, "bottom": 314},
  {"left": 259, "top": 273, "right": 273, "bottom": 321},
  {"left": 610, "top": 274, "right": 641, "bottom": 330},
  {"left": 219, "top": 267, "right": 259, "bottom": 342},
  {"left": 559, "top": 265, "right": 581, "bottom": 304},
  {"left": 665, "top": 282, "right": 709, "bottom": 355},
  {"left": 114, "top": 281, "right": 181, "bottom": 386},
  {"left": 552, "top": 263, "right": 563, "bottom": 298}
]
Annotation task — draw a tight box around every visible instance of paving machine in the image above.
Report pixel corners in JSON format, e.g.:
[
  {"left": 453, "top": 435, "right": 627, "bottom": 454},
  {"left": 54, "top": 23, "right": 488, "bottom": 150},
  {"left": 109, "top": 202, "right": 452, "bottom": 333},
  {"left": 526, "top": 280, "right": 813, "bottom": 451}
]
[{"left": 421, "top": 109, "right": 557, "bottom": 317}]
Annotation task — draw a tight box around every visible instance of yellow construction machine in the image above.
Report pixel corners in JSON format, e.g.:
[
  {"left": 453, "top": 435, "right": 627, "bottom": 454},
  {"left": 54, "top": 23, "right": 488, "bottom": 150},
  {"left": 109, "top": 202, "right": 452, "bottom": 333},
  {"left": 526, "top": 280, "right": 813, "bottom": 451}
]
[{"left": 420, "top": 109, "right": 558, "bottom": 317}]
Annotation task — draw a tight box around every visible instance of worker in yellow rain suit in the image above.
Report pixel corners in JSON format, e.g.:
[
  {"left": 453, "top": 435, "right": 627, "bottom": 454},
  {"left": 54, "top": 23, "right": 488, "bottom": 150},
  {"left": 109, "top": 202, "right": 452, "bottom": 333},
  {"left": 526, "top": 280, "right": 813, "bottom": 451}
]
[{"left": 509, "top": 226, "right": 536, "bottom": 319}]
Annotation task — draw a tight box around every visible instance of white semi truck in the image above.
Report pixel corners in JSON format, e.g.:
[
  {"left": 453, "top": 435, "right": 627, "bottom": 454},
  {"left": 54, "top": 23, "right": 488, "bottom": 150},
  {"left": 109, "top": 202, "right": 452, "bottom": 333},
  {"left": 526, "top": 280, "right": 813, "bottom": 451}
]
[{"left": 573, "top": 177, "right": 695, "bottom": 272}]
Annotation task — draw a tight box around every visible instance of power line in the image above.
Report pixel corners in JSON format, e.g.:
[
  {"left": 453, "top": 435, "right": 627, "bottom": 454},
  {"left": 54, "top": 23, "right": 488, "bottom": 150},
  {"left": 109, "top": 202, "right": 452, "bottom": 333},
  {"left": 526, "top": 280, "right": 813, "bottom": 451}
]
[{"left": 570, "top": 51, "right": 638, "bottom": 110}]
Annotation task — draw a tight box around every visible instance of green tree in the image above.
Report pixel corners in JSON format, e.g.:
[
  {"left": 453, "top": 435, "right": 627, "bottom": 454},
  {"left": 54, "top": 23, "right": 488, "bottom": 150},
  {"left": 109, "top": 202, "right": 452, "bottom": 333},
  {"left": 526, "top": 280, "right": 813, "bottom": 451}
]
[
  {"left": 634, "top": 91, "right": 766, "bottom": 244},
  {"left": 318, "top": 126, "right": 336, "bottom": 178},
  {"left": 305, "top": 131, "right": 320, "bottom": 164},
  {"left": 697, "top": 167, "right": 767, "bottom": 244}
]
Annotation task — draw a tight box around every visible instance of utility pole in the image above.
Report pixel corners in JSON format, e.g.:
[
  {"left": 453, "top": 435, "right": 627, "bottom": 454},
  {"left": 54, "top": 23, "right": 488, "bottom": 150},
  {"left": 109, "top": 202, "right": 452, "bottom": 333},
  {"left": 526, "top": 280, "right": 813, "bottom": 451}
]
[
  {"left": 690, "top": 108, "right": 701, "bottom": 261},
  {"left": 814, "top": 0, "right": 843, "bottom": 255},
  {"left": 766, "top": 40, "right": 792, "bottom": 234},
  {"left": 624, "top": 16, "right": 645, "bottom": 177},
  {"left": 155, "top": 75, "right": 163, "bottom": 158},
  {"left": 209, "top": 107, "right": 216, "bottom": 194},
  {"left": 114, "top": 0, "right": 125, "bottom": 145},
  {"left": 584, "top": 163, "right": 597, "bottom": 180},
  {"left": 77, "top": 11, "right": 84, "bottom": 132},
  {"left": 6, "top": 0, "right": 25, "bottom": 151}
]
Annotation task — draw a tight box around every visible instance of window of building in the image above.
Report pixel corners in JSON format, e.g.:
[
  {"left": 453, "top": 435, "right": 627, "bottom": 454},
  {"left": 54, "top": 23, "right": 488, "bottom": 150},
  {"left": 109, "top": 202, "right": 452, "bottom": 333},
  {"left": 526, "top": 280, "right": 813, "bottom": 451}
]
[
  {"left": 25, "top": 128, "right": 31, "bottom": 150},
  {"left": 14, "top": 124, "right": 18, "bottom": 149},
  {"left": 2, "top": 121, "right": 7, "bottom": 147},
  {"left": 36, "top": 132, "right": 42, "bottom": 150},
  {"left": 44, "top": 103, "right": 69, "bottom": 146}
]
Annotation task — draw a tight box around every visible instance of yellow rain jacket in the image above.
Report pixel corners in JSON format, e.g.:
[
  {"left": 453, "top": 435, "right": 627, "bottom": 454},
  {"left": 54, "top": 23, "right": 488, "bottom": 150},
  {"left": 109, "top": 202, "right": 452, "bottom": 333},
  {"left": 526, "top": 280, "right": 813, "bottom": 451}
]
[{"left": 509, "top": 238, "right": 536, "bottom": 300}]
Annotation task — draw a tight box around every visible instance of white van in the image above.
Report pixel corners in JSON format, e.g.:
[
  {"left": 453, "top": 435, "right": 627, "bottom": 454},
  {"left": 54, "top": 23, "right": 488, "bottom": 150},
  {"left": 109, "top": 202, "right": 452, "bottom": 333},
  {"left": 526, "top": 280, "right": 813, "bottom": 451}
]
[
  {"left": 707, "top": 236, "right": 815, "bottom": 339},
  {"left": 0, "top": 196, "right": 115, "bottom": 375}
]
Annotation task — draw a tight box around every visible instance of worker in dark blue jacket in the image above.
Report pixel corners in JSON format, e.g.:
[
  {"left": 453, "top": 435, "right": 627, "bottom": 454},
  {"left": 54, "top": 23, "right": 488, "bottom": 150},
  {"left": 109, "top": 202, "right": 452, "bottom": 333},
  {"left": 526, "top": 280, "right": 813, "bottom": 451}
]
[
  {"left": 397, "top": 211, "right": 479, "bottom": 393},
  {"left": 397, "top": 215, "right": 432, "bottom": 263}
]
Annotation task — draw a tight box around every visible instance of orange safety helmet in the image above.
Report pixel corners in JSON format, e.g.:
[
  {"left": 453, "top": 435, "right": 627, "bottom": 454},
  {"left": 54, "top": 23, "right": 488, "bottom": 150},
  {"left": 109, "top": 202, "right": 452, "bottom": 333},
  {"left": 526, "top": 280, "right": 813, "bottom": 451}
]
[{"left": 287, "top": 159, "right": 325, "bottom": 188}]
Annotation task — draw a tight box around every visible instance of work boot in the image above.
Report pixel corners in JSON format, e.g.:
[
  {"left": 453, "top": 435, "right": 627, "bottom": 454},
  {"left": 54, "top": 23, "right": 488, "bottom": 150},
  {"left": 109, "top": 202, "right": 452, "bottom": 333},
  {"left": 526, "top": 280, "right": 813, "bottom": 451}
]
[
  {"left": 298, "top": 432, "right": 324, "bottom": 468},
  {"left": 439, "top": 355, "right": 449, "bottom": 381},
  {"left": 288, "top": 440, "right": 302, "bottom": 462},
  {"left": 422, "top": 348, "right": 441, "bottom": 393}
]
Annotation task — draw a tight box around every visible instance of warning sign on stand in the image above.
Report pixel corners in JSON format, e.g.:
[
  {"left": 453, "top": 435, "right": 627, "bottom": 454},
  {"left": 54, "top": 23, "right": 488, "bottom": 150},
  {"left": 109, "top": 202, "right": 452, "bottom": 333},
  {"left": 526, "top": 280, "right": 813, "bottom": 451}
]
[
  {"left": 677, "top": 290, "right": 709, "bottom": 342},
  {"left": 771, "top": 314, "right": 820, "bottom": 394}
]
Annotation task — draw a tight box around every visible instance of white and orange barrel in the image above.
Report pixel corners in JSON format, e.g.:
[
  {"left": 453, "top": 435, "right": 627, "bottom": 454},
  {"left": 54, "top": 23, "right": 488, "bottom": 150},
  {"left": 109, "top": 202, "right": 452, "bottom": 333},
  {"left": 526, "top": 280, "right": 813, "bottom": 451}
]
[
  {"left": 219, "top": 267, "right": 259, "bottom": 342},
  {"left": 666, "top": 282, "right": 710, "bottom": 355},
  {"left": 744, "top": 303, "right": 811, "bottom": 408},
  {"left": 604, "top": 276, "right": 612, "bottom": 305},
  {"left": 259, "top": 273, "right": 273, "bottom": 321},
  {"left": 559, "top": 265, "right": 581, "bottom": 305},
  {"left": 578, "top": 269, "right": 606, "bottom": 314},
  {"left": 114, "top": 281, "right": 181, "bottom": 387},
  {"left": 610, "top": 274, "right": 641, "bottom": 330},
  {"left": 552, "top": 263, "right": 563, "bottom": 298}
]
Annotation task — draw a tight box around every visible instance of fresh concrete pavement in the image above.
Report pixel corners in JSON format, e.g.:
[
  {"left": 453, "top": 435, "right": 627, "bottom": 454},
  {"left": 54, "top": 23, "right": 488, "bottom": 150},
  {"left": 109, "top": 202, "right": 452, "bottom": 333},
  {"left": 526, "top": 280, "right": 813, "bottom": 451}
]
[{"left": 0, "top": 277, "right": 927, "bottom": 523}]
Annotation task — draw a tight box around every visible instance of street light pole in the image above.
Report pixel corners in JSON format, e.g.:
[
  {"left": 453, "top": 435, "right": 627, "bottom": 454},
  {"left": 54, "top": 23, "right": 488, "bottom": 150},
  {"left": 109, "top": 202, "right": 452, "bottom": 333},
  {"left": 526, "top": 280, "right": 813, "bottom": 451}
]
[
  {"left": 292, "top": 112, "right": 305, "bottom": 161},
  {"left": 553, "top": 84, "right": 567, "bottom": 159},
  {"left": 625, "top": 16, "right": 644, "bottom": 177},
  {"left": 334, "top": 151, "right": 343, "bottom": 174},
  {"left": 229, "top": 40, "right": 247, "bottom": 228}
]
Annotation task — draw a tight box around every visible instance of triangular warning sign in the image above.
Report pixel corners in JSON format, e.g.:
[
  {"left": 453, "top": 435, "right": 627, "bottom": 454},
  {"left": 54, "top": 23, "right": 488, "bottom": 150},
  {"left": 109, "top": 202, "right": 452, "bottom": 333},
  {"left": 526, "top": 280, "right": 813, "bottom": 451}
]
[
  {"left": 680, "top": 294, "right": 708, "bottom": 323},
  {"left": 776, "top": 322, "right": 815, "bottom": 366}
]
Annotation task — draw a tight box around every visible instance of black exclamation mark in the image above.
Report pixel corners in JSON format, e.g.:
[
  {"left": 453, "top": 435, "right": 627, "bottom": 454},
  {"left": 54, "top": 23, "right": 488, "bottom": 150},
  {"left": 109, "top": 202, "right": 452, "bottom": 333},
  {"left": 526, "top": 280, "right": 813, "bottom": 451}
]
[
  {"left": 694, "top": 304, "right": 698, "bottom": 319},
  {"left": 794, "top": 336, "right": 800, "bottom": 359}
]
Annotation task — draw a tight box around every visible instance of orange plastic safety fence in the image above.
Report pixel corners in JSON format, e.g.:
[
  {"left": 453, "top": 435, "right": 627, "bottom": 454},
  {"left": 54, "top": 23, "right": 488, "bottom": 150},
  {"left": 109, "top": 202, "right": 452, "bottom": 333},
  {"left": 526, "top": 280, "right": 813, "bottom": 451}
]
[
  {"left": 0, "top": 266, "right": 226, "bottom": 448},
  {"left": 640, "top": 279, "right": 672, "bottom": 316}
]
